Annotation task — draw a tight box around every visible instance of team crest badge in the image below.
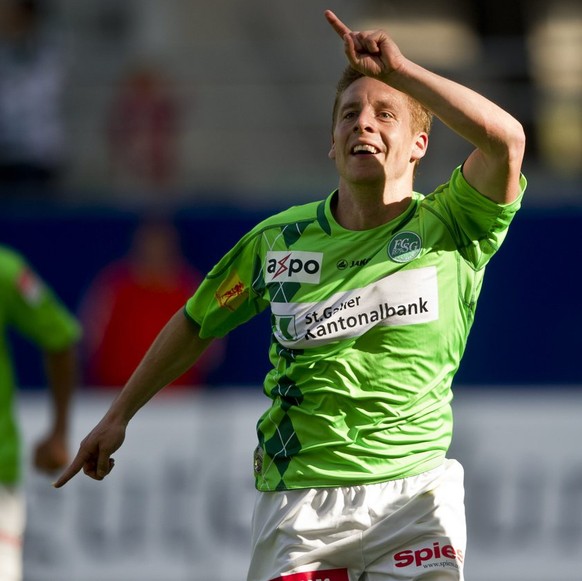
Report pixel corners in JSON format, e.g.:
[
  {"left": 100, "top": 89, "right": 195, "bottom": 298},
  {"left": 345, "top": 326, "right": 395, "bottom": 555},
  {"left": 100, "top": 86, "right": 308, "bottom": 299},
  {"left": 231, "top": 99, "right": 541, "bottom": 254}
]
[{"left": 388, "top": 231, "right": 422, "bottom": 263}]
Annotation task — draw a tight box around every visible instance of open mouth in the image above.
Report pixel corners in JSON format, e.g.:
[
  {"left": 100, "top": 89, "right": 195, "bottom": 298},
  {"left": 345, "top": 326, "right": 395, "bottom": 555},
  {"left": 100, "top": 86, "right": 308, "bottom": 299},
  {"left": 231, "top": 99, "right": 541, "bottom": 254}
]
[{"left": 351, "top": 144, "right": 380, "bottom": 155}]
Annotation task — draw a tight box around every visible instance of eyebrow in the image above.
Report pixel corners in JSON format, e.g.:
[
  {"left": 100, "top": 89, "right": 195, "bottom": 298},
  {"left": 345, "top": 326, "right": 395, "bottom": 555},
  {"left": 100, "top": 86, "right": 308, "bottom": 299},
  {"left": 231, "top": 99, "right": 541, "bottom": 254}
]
[{"left": 339, "top": 98, "right": 399, "bottom": 112}]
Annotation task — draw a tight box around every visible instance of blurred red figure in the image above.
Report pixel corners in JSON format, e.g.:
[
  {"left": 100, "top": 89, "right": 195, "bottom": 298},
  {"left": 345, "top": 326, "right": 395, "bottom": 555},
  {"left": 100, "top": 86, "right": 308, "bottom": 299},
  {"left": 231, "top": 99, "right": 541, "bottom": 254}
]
[
  {"left": 107, "top": 66, "right": 179, "bottom": 192},
  {"left": 80, "top": 218, "right": 222, "bottom": 389}
]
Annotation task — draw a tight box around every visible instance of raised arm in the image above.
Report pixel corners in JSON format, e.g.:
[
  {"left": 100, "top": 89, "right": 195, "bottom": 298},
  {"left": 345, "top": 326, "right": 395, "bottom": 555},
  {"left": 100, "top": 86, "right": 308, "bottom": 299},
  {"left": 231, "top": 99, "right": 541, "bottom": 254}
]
[
  {"left": 325, "top": 10, "right": 526, "bottom": 204},
  {"left": 53, "top": 309, "right": 213, "bottom": 487}
]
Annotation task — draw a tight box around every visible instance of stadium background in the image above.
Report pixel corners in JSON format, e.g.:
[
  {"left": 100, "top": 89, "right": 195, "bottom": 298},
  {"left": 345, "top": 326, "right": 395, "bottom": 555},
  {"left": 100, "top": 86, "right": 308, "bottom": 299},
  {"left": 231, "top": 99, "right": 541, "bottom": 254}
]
[{"left": 1, "top": 0, "right": 580, "bottom": 579}]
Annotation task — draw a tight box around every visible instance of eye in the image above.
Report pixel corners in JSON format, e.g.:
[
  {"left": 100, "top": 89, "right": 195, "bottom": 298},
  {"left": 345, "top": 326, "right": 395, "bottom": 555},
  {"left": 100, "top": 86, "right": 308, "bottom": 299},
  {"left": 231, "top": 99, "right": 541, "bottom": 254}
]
[
  {"left": 343, "top": 111, "right": 357, "bottom": 120},
  {"left": 378, "top": 111, "right": 395, "bottom": 120}
]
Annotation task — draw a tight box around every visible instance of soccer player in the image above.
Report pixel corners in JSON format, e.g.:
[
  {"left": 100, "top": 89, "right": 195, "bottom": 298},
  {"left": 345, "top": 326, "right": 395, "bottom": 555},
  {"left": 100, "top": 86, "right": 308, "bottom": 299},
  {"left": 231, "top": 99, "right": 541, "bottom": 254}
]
[
  {"left": 0, "top": 245, "right": 81, "bottom": 581},
  {"left": 54, "top": 10, "right": 526, "bottom": 580}
]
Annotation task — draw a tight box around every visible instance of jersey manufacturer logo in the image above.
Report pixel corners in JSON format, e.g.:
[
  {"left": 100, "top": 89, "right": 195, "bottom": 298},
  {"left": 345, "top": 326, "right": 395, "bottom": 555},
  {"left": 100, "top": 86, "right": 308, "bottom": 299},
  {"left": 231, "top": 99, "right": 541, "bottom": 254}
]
[
  {"left": 388, "top": 231, "right": 422, "bottom": 263},
  {"left": 265, "top": 251, "right": 323, "bottom": 284},
  {"left": 336, "top": 258, "right": 370, "bottom": 270}
]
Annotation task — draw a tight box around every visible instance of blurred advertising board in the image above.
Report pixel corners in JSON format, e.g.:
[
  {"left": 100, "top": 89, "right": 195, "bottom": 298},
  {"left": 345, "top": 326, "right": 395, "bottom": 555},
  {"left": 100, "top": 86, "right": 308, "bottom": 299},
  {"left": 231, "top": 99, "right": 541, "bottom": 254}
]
[{"left": 18, "top": 388, "right": 582, "bottom": 581}]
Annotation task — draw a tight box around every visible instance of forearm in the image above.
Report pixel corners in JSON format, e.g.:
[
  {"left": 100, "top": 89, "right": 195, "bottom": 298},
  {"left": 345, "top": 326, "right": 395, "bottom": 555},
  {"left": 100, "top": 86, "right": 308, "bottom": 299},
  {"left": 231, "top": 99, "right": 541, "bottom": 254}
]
[
  {"left": 105, "top": 309, "right": 212, "bottom": 425},
  {"left": 385, "top": 59, "right": 524, "bottom": 159},
  {"left": 43, "top": 346, "right": 78, "bottom": 437},
  {"left": 385, "top": 58, "right": 525, "bottom": 202}
]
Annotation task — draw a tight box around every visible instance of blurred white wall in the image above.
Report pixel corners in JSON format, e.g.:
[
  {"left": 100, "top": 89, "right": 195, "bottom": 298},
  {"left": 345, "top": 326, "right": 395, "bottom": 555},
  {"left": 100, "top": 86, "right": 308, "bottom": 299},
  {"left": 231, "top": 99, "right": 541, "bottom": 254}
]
[{"left": 18, "top": 387, "right": 582, "bottom": 581}]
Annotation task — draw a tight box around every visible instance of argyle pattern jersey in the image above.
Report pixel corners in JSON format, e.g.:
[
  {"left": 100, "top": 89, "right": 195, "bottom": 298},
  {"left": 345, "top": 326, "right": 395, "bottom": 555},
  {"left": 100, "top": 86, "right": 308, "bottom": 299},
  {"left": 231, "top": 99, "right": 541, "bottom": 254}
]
[{"left": 186, "top": 167, "right": 526, "bottom": 491}]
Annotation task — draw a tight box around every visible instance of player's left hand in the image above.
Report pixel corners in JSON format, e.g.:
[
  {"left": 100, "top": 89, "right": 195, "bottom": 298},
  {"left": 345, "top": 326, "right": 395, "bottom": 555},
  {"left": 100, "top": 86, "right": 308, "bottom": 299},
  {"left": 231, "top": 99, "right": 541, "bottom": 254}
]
[
  {"left": 324, "top": 10, "right": 406, "bottom": 80},
  {"left": 33, "top": 433, "right": 69, "bottom": 474}
]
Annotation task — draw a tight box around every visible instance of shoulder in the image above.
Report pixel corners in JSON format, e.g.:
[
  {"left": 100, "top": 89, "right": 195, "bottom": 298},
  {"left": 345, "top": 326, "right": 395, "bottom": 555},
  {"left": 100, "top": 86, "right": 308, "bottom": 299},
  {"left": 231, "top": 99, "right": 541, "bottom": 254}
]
[
  {"left": 0, "top": 245, "right": 27, "bottom": 284},
  {"left": 233, "top": 200, "right": 325, "bottom": 250},
  {"left": 423, "top": 166, "right": 525, "bottom": 210},
  {"left": 252, "top": 200, "right": 323, "bottom": 233},
  {"left": 0, "top": 244, "right": 24, "bottom": 264}
]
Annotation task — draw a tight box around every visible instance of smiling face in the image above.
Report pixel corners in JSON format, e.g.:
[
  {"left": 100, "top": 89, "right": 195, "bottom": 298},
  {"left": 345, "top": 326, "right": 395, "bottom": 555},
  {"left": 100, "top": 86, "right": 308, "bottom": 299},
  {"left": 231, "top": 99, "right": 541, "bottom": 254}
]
[{"left": 329, "top": 76, "right": 429, "bottom": 190}]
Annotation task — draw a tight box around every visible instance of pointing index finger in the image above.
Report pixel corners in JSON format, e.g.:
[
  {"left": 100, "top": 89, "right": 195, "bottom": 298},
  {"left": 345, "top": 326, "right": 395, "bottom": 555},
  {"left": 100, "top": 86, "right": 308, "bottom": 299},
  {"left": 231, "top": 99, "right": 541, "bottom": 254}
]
[
  {"left": 52, "top": 450, "right": 87, "bottom": 488},
  {"left": 324, "top": 10, "right": 352, "bottom": 39}
]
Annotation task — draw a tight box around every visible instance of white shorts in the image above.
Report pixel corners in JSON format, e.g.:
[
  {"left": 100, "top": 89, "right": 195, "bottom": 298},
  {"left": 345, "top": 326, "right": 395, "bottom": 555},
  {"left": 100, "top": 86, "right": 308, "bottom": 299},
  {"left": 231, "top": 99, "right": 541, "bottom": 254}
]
[
  {"left": 0, "top": 485, "right": 25, "bottom": 581},
  {"left": 247, "top": 459, "right": 466, "bottom": 581}
]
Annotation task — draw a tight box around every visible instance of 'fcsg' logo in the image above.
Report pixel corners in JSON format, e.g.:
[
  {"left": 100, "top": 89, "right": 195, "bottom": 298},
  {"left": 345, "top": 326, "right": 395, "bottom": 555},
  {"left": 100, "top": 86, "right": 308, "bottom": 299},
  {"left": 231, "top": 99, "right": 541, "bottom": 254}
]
[{"left": 388, "top": 232, "right": 422, "bottom": 263}]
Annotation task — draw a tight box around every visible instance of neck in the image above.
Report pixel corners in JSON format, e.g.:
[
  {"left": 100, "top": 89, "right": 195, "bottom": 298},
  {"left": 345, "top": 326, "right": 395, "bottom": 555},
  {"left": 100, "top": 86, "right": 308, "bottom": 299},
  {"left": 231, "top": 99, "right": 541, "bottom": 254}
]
[{"left": 332, "top": 181, "right": 413, "bottom": 230}]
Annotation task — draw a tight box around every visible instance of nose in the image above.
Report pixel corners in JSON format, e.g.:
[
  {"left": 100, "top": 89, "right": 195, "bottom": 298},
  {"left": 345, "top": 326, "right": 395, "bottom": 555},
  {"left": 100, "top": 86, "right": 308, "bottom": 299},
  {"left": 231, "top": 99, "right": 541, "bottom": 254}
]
[{"left": 352, "top": 110, "right": 375, "bottom": 133}]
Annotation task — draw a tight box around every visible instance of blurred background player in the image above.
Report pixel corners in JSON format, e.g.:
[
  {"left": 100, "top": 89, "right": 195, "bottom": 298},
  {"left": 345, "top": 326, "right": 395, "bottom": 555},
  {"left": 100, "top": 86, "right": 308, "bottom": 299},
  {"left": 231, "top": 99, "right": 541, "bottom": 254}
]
[
  {"left": 0, "top": 0, "right": 67, "bottom": 198},
  {"left": 0, "top": 244, "right": 81, "bottom": 581},
  {"left": 106, "top": 64, "right": 180, "bottom": 198},
  {"left": 78, "top": 216, "right": 223, "bottom": 390}
]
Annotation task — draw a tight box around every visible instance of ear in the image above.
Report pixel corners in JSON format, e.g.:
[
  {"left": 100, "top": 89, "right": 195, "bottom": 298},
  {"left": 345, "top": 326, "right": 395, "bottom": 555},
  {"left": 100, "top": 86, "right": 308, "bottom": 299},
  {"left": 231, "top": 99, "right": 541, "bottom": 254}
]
[
  {"left": 411, "top": 132, "right": 428, "bottom": 162},
  {"left": 328, "top": 139, "right": 336, "bottom": 160}
]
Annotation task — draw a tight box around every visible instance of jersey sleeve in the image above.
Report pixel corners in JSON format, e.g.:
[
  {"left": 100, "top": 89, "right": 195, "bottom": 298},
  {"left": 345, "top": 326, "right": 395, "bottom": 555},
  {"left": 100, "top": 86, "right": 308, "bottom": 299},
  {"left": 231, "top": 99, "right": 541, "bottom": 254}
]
[
  {"left": 185, "top": 228, "right": 270, "bottom": 339},
  {"left": 1, "top": 248, "right": 81, "bottom": 351},
  {"left": 429, "top": 166, "right": 527, "bottom": 270}
]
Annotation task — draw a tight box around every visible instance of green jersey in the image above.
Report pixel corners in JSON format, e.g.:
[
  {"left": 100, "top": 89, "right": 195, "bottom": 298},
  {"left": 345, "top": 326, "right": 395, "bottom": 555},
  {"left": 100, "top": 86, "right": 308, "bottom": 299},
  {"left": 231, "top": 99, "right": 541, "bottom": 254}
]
[
  {"left": 0, "top": 246, "right": 81, "bottom": 484},
  {"left": 186, "top": 167, "right": 526, "bottom": 491}
]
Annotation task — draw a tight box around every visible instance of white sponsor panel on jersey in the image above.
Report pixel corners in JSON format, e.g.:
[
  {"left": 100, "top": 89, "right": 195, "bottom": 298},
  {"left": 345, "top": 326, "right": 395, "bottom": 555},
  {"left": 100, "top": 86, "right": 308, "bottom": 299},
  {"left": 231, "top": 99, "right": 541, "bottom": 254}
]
[
  {"left": 265, "top": 251, "right": 323, "bottom": 284},
  {"left": 271, "top": 266, "right": 438, "bottom": 348}
]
